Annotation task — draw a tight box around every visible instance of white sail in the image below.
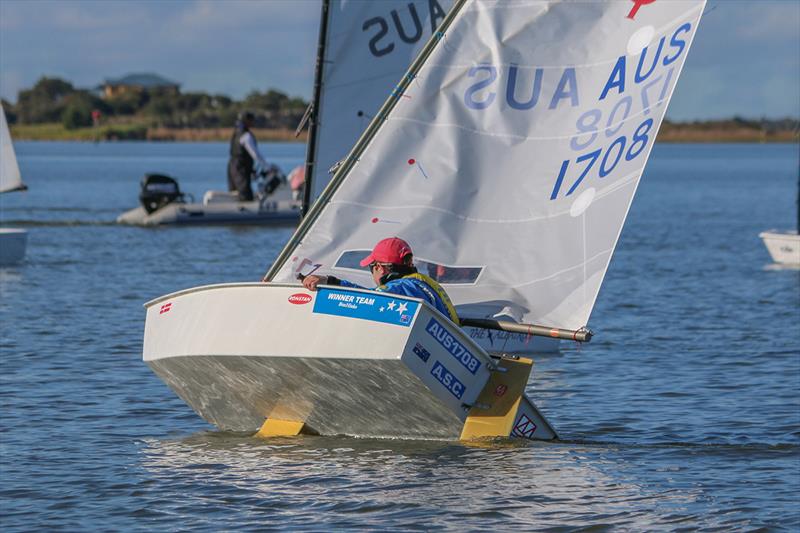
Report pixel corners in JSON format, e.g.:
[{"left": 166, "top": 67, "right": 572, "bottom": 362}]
[
  {"left": 310, "top": 0, "right": 455, "bottom": 201},
  {"left": 0, "top": 103, "right": 25, "bottom": 194},
  {"left": 274, "top": 0, "right": 706, "bottom": 331}
]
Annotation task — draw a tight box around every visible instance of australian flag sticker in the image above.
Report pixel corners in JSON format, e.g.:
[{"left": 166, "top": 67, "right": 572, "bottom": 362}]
[{"left": 412, "top": 342, "right": 431, "bottom": 362}]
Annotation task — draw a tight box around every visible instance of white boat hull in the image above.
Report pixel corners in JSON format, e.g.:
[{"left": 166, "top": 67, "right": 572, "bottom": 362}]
[
  {"left": 0, "top": 228, "right": 27, "bottom": 265},
  {"left": 760, "top": 230, "right": 800, "bottom": 266},
  {"left": 143, "top": 283, "right": 556, "bottom": 441}
]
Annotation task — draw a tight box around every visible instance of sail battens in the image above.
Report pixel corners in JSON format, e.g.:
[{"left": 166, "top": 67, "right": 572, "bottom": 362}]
[
  {"left": 331, "top": 172, "right": 638, "bottom": 224},
  {"left": 273, "top": 0, "right": 706, "bottom": 328},
  {"left": 382, "top": 98, "right": 673, "bottom": 141}
]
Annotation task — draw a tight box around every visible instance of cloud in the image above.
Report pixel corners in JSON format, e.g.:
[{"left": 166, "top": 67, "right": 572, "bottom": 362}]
[
  {"left": 736, "top": 2, "right": 800, "bottom": 39},
  {"left": 0, "top": 0, "right": 797, "bottom": 118},
  {"left": 175, "top": 0, "right": 317, "bottom": 31}
]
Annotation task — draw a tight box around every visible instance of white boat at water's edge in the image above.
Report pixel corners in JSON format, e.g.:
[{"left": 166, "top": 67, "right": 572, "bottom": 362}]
[
  {"left": 760, "top": 230, "right": 800, "bottom": 266},
  {"left": 759, "top": 157, "right": 800, "bottom": 266},
  {"left": 0, "top": 103, "right": 28, "bottom": 266},
  {"left": 0, "top": 228, "right": 27, "bottom": 265}
]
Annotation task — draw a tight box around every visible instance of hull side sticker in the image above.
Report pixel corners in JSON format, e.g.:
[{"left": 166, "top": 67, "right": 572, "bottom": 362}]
[
  {"left": 512, "top": 414, "right": 538, "bottom": 439},
  {"left": 431, "top": 361, "right": 465, "bottom": 399},
  {"left": 313, "top": 288, "right": 419, "bottom": 327},
  {"left": 425, "top": 318, "right": 481, "bottom": 374}
]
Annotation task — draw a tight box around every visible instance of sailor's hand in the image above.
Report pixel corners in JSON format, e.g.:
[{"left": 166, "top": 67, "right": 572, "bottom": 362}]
[{"left": 302, "top": 275, "right": 327, "bottom": 291}]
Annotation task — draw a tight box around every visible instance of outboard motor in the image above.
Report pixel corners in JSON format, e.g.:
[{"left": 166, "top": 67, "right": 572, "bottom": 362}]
[
  {"left": 256, "top": 165, "right": 286, "bottom": 199},
  {"left": 139, "top": 173, "right": 185, "bottom": 214}
]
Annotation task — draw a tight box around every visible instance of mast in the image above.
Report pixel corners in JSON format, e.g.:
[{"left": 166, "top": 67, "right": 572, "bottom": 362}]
[
  {"left": 266, "top": 0, "right": 468, "bottom": 281},
  {"left": 301, "top": 0, "right": 331, "bottom": 217}
]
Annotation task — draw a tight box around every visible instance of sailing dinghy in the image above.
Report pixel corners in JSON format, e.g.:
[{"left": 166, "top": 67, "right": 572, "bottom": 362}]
[
  {"left": 0, "top": 104, "right": 28, "bottom": 265},
  {"left": 143, "top": 0, "right": 706, "bottom": 440}
]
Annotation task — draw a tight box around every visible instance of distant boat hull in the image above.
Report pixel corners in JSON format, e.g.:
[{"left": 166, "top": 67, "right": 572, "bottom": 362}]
[
  {"left": 759, "top": 230, "right": 800, "bottom": 266},
  {"left": 143, "top": 283, "right": 557, "bottom": 441},
  {"left": 0, "top": 228, "right": 27, "bottom": 265}
]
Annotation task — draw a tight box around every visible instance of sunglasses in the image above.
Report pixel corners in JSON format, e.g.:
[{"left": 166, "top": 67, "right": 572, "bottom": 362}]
[{"left": 369, "top": 262, "right": 389, "bottom": 272}]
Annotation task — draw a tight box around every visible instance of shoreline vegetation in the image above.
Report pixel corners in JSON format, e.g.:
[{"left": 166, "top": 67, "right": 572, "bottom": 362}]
[
  {"left": 8, "top": 120, "right": 798, "bottom": 143},
  {"left": 4, "top": 76, "right": 797, "bottom": 143},
  {"left": 9, "top": 123, "right": 308, "bottom": 142}
]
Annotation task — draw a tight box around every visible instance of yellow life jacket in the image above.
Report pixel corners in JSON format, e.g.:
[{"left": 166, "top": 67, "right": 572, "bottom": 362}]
[{"left": 402, "top": 273, "right": 460, "bottom": 325}]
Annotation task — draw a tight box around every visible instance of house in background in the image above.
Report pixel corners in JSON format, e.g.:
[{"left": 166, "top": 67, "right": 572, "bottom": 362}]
[{"left": 99, "top": 73, "right": 180, "bottom": 99}]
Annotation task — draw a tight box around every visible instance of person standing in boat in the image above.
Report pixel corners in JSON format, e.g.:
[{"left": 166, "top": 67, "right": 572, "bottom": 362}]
[
  {"left": 228, "top": 111, "right": 269, "bottom": 201},
  {"left": 301, "top": 237, "right": 460, "bottom": 324}
]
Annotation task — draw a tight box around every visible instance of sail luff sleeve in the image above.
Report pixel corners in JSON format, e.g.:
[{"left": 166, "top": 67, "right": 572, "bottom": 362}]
[
  {"left": 301, "top": 0, "right": 332, "bottom": 217},
  {"left": 264, "top": 0, "right": 470, "bottom": 281}
]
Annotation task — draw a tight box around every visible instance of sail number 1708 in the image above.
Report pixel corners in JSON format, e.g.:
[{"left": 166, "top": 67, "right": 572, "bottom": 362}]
[{"left": 550, "top": 118, "right": 654, "bottom": 200}]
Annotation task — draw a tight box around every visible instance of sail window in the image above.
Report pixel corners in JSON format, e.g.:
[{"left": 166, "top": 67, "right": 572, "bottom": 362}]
[{"left": 334, "top": 251, "right": 483, "bottom": 285}]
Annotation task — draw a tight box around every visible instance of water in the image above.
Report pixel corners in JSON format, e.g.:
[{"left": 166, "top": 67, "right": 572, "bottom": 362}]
[{"left": 1, "top": 141, "right": 798, "bottom": 531}]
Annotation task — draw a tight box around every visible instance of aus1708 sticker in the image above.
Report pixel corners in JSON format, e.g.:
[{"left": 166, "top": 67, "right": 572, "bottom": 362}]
[{"left": 426, "top": 318, "right": 481, "bottom": 374}]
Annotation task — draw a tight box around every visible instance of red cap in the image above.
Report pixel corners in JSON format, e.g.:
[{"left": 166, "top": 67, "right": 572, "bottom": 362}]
[{"left": 359, "top": 237, "right": 413, "bottom": 267}]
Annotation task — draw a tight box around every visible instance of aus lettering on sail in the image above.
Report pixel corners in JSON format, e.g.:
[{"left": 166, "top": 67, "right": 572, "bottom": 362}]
[
  {"left": 460, "top": 17, "right": 697, "bottom": 202},
  {"left": 462, "top": 21, "right": 693, "bottom": 114},
  {"left": 362, "top": 0, "right": 450, "bottom": 57},
  {"left": 549, "top": 19, "right": 697, "bottom": 202}
]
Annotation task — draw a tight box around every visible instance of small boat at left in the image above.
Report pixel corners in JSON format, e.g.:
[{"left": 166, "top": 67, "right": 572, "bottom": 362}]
[{"left": 0, "top": 103, "right": 28, "bottom": 266}]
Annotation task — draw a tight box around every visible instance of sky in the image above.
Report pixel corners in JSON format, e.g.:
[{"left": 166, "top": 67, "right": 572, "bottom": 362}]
[{"left": 0, "top": 0, "right": 798, "bottom": 121}]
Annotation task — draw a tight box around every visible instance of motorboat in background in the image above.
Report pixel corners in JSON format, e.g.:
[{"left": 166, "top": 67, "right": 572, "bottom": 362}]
[
  {"left": 0, "top": 104, "right": 28, "bottom": 266},
  {"left": 117, "top": 167, "right": 301, "bottom": 226}
]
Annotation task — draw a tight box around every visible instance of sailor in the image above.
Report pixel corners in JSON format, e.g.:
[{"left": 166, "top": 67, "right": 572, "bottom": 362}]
[
  {"left": 301, "top": 237, "right": 460, "bottom": 324},
  {"left": 227, "top": 111, "right": 270, "bottom": 201}
]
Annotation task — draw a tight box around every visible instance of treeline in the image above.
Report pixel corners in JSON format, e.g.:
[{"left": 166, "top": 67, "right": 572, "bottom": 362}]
[
  {"left": 659, "top": 117, "right": 799, "bottom": 142},
  {"left": 1, "top": 76, "right": 308, "bottom": 131},
  {"left": 663, "top": 116, "right": 798, "bottom": 134}
]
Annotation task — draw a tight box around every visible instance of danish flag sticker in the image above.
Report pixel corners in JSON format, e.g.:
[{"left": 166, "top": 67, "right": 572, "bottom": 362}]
[{"left": 159, "top": 302, "right": 172, "bottom": 315}]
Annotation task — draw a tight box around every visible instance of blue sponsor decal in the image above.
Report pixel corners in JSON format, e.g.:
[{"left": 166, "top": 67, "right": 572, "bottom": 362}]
[
  {"left": 313, "top": 288, "right": 419, "bottom": 327},
  {"left": 431, "top": 361, "right": 464, "bottom": 400},
  {"left": 426, "top": 318, "right": 481, "bottom": 374},
  {"left": 412, "top": 342, "right": 431, "bottom": 362}
]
